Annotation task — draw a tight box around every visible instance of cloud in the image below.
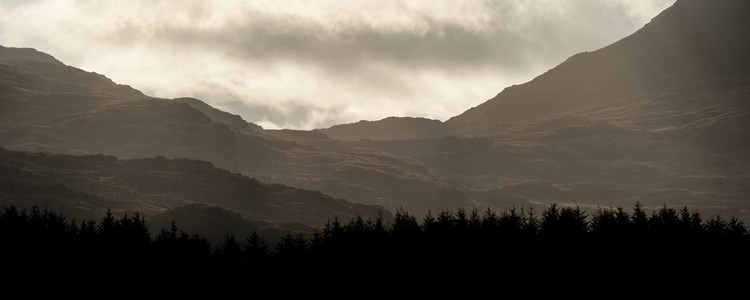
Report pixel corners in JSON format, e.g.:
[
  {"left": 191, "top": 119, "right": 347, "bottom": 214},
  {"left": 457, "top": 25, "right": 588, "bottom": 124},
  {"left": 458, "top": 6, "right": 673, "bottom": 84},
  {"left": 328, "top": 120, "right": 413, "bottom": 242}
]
[{"left": 0, "top": 0, "right": 675, "bottom": 129}]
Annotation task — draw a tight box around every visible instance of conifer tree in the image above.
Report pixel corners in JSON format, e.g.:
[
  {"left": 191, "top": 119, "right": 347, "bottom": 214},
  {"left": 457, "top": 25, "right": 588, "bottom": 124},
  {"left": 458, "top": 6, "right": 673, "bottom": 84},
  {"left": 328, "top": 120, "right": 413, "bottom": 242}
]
[
  {"left": 245, "top": 230, "right": 270, "bottom": 265},
  {"left": 219, "top": 234, "right": 243, "bottom": 267},
  {"left": 521, "top": 207, "right": 539, "bottom": 236},
  {"left": 275, "top": 233, "right": 308, "bottom": 263}
]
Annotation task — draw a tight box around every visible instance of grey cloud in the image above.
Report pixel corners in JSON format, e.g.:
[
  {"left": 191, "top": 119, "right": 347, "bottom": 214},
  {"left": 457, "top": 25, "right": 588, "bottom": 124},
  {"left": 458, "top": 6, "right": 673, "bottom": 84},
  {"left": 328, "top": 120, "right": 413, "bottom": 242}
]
[
  {"left": 136, "top": 1, "right": 661, "bottom": 79},
  {"left": 142, "top": 14, "right": 557, "bottom": 74}
]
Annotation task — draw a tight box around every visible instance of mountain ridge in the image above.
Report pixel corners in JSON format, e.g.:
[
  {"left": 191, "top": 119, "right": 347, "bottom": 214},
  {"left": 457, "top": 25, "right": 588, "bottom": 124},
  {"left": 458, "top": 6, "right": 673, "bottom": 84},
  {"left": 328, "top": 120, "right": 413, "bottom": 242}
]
[{"left": 446, "top": 0, "right": 750, "bottom": 134}]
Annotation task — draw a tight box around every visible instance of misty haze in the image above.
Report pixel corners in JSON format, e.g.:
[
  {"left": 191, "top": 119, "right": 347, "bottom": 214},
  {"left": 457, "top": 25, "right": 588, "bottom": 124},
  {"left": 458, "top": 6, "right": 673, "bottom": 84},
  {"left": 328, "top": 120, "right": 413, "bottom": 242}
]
[{"left": 0, "top": 0, "right": 748, "bottom": 290}]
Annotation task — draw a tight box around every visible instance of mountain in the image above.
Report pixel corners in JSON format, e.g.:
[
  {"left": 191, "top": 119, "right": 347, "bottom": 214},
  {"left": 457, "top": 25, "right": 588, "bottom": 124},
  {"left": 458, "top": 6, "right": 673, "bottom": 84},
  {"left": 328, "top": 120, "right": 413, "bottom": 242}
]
[
  {"left": 447, "top": 0, "right": 750, "bottom": 134},
  {"left": 452, "top": 0, "right": 749, "bottom": 218},
  {"left": 0, "top": 147, "right": 384, "bottom": 227},
  {"left": 0, "top": 45, "right": 479, "bottom": 220},
  {"left": 1, "top": 0, "right": 748, "bottom": 224},
  {"left": 294, "top": 0, "right": 750, "bottom": 221},
  {"left": 173, "top": 97, "right": 264, "bottom": 134},
  {"left": 317, "top": 117, "right": 446, "bottom": 141}
]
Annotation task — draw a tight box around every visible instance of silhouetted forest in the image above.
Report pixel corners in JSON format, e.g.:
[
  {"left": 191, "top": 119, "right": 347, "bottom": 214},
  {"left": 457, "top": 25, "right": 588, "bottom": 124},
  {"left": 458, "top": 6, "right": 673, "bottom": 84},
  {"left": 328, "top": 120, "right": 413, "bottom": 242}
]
[{"left": 2, "top": 203, "right": 748, "bottom": 287}]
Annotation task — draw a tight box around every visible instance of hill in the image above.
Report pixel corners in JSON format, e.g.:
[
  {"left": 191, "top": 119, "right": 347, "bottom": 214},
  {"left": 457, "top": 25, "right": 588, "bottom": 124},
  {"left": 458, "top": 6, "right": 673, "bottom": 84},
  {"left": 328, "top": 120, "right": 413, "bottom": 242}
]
[{"left": 0, "top": 147, "right": 385, "bottom": 228}]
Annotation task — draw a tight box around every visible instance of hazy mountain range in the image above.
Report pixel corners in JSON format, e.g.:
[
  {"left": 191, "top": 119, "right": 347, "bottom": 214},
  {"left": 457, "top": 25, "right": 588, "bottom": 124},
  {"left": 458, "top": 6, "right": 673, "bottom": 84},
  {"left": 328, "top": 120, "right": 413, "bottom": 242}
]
[{"left": 1, "top": 0, "right": 748, "bottom": 236}]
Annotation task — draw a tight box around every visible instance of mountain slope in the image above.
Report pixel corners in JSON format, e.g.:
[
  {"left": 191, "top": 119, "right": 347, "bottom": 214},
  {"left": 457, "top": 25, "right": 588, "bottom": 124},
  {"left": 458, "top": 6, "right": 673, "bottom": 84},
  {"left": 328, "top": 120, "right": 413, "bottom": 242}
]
[
  {"left": 447, "top": 0, "right": 750, "bottom": 133},
  {"left": 305, "top": 0, "right": 750, "bottom": 221},
  {"left": 434, "top": 0, "right": 749, "bottom": 220},
  {"left": 0, "top": 45, "right": 478, "bottom": 218},
  {"left": 173, "top": 97, "right": 263, "bottom": 134},
  {"left": 0, "top": 147, "right": 385, "bottom": 226}
]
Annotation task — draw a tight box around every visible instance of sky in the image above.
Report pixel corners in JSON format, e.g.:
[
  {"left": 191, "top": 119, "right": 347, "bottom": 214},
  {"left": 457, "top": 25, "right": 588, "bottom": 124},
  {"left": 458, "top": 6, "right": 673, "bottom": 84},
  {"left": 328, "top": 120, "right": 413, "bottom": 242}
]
[{"left": 0, "top": 0, "right": 675, "bottom": 130}]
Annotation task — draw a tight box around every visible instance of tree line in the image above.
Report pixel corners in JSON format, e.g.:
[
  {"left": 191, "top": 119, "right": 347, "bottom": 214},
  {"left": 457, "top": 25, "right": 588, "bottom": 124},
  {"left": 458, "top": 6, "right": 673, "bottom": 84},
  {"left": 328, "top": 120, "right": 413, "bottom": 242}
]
[{"left": 1, "top": 203, "right": 748, "bottom": 286}]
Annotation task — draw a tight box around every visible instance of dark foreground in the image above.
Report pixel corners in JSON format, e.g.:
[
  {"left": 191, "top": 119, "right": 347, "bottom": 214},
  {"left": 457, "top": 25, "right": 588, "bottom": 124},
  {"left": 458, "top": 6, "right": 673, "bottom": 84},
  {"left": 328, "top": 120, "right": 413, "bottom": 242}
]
[{"left": 2, "top": 203, "right": 748, "bottom": 292}]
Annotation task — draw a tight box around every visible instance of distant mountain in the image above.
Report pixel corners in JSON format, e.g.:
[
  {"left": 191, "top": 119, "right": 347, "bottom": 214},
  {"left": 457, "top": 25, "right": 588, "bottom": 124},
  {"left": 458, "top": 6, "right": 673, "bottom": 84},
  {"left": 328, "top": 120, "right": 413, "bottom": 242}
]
[
  {"left": 173, "top": 97, "right": 263, "bottom": 134},
  {"left": 317, "top": 117, "right": 446, "bottom": 141},
  {"left": 0, "top": 45, "right": 252, "bottom": 169},
  {"left": 0, "top": 45, "right": 476, "bottom": 220},
  {"left": 0, "top": 147, "right": 384, "bottom": 227},
  {"left": 0, "top": 46, "right": 144, "bottom": 98}
]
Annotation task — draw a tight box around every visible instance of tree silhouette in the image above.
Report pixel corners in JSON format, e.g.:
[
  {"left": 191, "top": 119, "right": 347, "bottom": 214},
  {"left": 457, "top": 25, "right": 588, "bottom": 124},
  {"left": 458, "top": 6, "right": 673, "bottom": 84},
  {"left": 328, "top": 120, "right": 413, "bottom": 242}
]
[
  {"left": 274, "top": 232, "right": 307, "bottom": 264},
  {"left": 1, "top": 202, "right": 748, "bottom": 287},
  {"left": 219, "top": 234, "right": 243, "bottom": 266}
]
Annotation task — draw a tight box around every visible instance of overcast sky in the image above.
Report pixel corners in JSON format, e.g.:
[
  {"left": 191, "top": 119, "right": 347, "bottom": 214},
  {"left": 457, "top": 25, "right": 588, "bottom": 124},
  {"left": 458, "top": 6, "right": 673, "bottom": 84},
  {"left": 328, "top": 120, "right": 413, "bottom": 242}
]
[{"left": 0, "top": 0, "right": 675, "bottom": 129}]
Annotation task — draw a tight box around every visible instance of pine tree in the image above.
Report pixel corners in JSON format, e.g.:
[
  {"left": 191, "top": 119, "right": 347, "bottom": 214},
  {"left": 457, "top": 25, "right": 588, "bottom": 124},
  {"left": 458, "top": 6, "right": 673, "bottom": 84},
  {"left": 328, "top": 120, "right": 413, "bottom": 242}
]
[
  {"left": 391, "top": 208, "right": 420, "bottom": 239},
  {"left": 219, "top": 234, "right": 243, "bottom": 267},
  {"left": 540, "top": 204, "right": 561, "bottom": 237},
  {"left": 274, "top": 233, "right": 308, "bottom": 264},
  {"left": 244, "top": 230, "right": 270, "bottom": 266},
  {"left": 521, "top": 207, "right": 539, "bottom": 237}
]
